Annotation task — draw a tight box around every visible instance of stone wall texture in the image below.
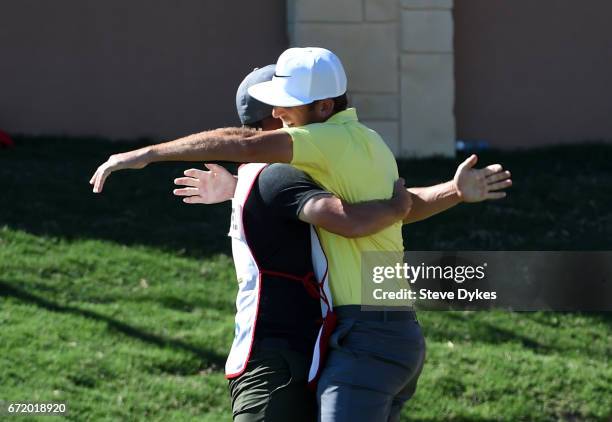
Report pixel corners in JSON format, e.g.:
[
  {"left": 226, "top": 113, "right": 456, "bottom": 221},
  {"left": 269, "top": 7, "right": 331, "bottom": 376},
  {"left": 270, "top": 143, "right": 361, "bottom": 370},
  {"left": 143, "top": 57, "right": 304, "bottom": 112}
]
[{"left": 288, "top": 0, "right": 456, "bottom": 157}]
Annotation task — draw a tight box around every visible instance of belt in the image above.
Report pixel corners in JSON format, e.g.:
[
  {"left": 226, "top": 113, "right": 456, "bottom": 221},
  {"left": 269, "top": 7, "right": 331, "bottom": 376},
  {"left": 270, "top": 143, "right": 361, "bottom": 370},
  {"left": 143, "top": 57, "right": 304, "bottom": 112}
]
[{"left": 335, "top": 305, "right": 417, "bottom": 322}]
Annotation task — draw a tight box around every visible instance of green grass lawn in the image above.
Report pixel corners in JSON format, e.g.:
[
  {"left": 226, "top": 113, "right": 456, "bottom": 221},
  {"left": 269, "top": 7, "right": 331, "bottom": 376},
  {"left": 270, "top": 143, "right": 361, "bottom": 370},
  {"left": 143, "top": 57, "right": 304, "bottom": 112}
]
[{"left": 1, "top": 138, "right": 611, "bottom": 421}]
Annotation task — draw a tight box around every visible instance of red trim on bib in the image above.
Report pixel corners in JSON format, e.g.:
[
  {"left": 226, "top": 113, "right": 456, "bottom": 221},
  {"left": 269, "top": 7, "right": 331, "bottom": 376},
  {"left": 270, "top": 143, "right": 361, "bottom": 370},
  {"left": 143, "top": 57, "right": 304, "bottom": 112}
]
[
  {"left": 307, "top": 227, "right": 336, "bottom": 390},
  {"left": 225, "top": 164, "right": 267, "bottom": 379}
]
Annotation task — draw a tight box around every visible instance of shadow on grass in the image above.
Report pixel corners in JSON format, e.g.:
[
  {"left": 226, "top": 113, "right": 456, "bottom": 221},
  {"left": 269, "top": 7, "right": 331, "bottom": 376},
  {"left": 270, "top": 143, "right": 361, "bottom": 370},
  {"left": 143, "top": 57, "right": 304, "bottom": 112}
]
[
  {"left": 1, "top": 137, "right": 612, "bottom": 254},
  {"left": 0, "top": 280, "right": 226, "bottom": 370},
  {"left": 124, "top": 294, "right": 236, "bottom": 316},
  {"left": 404, "top": 417, "right": 507, "bottom": 422},
  {"left": 420, "top": 311, "right": 551, "bottom": 353},
  {"left": 0, "top": 137, "right": 237, "bottom": 259},
  {"left": 421, "top": 311, "right": 612, "bottom": 360},
  {"left": 522, "top": 310, "right": 612, "bottom": 326}
]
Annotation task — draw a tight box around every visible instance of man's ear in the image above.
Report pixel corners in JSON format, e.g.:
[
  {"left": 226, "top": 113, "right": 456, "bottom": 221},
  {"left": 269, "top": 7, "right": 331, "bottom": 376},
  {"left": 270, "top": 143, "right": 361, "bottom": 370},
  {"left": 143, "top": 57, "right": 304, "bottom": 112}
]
[{"left": 318, "top": 99, "right": 335, "bottom": 120}]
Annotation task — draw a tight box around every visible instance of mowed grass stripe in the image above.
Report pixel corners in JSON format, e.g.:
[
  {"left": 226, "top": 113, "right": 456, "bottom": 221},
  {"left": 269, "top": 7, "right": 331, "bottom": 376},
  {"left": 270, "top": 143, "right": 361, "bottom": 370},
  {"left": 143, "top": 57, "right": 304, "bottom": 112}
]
[{"left": 1, "top": 138, "right": 611, "bottom": 420}]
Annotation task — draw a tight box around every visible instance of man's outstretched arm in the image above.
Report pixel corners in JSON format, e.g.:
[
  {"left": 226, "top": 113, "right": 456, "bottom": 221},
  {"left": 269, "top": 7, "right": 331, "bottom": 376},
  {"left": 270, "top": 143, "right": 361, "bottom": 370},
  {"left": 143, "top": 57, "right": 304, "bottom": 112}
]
[
  {"left": 306, "top": 154, "right": 512, "bottom": 229},
  {"left": 404, "top": 154, "right": 512, "bottom": 224},
  {"left": 89, "top": 128, "right": 293, "bottom": 193},
  {"left": 174, "top": 165, "right": 411, "bottom": 238},
  {"left": 405, "top": 181, "right": 461, "bottom": 224},
  {"left": 299, "top": 179, "right": 412, "bottom": 238}
]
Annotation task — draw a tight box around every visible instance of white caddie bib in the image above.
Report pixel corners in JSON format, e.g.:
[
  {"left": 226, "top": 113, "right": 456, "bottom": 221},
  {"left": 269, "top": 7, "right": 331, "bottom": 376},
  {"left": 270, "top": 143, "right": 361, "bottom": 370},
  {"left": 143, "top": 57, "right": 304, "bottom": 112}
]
[
  {"left": 224, "top": 163, "right": 334, "bottom": 384},
  {"left": 225, "top": 163, "right": 267, "bottom": 378}
]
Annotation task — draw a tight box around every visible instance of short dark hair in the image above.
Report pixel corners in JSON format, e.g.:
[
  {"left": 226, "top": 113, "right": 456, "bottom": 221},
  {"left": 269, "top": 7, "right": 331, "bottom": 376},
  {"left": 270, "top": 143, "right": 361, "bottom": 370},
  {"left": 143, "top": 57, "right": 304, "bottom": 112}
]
[
  {"left": 332, "top": 93, "right": 348, "bottom": 114},
  {"left": 245, "top": 120, "right": 264, "bottom": 130},
  {"left": 309, "top": 93, "right": 348, "bottom": 115}
]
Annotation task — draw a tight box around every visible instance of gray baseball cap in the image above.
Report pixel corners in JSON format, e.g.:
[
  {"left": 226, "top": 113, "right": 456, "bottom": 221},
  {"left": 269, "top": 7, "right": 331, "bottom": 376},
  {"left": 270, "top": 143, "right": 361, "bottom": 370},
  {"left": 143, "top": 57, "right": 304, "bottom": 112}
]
[{"left": 235, "top": 64, "right": 276, "bottom": 126}]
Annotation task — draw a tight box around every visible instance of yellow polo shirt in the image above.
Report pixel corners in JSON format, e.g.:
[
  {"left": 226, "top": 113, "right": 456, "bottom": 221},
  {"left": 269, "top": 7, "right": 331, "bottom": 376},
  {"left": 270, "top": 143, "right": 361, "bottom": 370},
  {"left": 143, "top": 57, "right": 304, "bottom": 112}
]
[{"left": 284, "top": 108, "right": 404, "bottom": 306}]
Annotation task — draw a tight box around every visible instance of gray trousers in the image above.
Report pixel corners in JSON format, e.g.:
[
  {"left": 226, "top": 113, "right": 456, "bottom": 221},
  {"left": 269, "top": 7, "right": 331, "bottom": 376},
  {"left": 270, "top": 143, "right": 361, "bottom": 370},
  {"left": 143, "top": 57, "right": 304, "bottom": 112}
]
[{"left": 317, "top": 308, "right": 426, "bottom": 422}]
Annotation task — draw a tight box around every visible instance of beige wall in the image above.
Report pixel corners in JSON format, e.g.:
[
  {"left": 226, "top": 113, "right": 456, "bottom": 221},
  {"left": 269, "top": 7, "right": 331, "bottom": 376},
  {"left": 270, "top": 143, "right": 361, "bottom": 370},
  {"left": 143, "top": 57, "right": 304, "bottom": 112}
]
[
  {"left": 5, "top": 1, "right": 607, "bottom": 151},
  {"left": 0, "top": 0, "right": 287, "bottom": 140},
  {"left": 454, "top": 0, "right": 612, "bottom": 148},
  {"left": 287, "top": 0, "right": 456, "bottom": 158}
]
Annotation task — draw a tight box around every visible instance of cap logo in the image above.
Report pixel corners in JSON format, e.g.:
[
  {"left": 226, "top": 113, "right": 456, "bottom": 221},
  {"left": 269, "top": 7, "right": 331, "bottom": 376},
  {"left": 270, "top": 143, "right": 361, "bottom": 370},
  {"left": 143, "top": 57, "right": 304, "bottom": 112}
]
[{"left": 247, "top": 48, "right": 347, "bottom": 107}]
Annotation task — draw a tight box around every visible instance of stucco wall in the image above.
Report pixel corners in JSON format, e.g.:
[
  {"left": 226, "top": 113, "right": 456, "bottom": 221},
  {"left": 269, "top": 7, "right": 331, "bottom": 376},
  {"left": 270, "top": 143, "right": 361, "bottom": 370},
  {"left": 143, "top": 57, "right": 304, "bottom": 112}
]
[
  {"left": 454, "top": 0, "right": 612, "bottom": 147},
  {"left": 0, "top": 0, "right": 287, "bottom": 140},
  {"left": 5, "top": 1, "right": 607, "bottom": 151}
]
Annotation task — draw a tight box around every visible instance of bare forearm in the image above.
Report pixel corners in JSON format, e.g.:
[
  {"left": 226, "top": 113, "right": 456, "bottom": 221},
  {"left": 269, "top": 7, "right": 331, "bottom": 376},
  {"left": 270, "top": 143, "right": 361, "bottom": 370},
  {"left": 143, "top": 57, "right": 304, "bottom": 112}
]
[
  {"left": 142, "top": 127, "right": 292, "bottom": 164},
  {"left": 90, "top": 127, "right": 292, "bottom": 193},
  {"left": 342, "top": 200, "right": 405, "bottom": 237},
  {"left": 301, "top": 195, "right": 404, "bottom": 238},
  {"left": 146, "top": 127, "right": 254, "bottom": 162},
  {"left": 404, "top": 181, "right": 461, "bottom": 224}
]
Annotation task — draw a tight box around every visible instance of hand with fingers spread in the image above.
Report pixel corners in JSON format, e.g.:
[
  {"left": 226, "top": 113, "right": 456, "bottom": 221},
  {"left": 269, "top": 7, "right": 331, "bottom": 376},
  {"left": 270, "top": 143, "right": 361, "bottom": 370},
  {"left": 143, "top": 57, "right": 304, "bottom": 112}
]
[
  {"left": 89, "top": 148, "right": 150, "bottom": 193},
  {"left": 453, "top": 154, "right": 512, "bottom": 202},
  {"left": 173, "top": 164, "right": 237, "bottom": 204}
]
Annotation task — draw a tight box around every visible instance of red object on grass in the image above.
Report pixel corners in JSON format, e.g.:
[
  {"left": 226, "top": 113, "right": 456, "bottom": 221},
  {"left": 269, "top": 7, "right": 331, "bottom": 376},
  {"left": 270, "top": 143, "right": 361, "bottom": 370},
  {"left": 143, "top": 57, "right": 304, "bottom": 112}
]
[{"left": 0, "top": 130, "right": 15, "bottom": 148}]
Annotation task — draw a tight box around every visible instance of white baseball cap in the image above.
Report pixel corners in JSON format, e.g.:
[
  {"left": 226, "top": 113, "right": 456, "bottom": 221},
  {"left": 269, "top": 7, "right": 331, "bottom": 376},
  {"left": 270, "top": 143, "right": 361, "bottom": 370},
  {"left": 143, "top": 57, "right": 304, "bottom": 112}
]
[{"left": 248, "top": 47, "right": 347, "bottom": 107}]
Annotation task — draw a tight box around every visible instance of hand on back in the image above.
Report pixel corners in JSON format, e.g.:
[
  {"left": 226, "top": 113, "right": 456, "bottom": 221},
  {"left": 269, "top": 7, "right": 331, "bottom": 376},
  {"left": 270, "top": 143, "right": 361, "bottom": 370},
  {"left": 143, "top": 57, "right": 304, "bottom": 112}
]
[{"left": 173, "top": 164, "right": 237, "bottom": 204}]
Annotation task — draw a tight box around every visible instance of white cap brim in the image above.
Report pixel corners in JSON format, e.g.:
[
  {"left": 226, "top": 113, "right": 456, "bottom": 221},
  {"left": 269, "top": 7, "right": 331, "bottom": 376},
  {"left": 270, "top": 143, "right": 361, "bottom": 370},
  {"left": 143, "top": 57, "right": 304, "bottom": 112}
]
[{"left": 247, "top": 80, "right": 312, "bottom": 107}]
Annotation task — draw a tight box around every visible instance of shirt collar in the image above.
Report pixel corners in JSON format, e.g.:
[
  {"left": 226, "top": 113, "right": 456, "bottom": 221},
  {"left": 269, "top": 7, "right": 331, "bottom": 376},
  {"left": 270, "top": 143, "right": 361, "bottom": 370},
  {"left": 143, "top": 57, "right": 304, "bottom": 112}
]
[{"left": 327, "top": 107, "right": 358, "bottom": 124}]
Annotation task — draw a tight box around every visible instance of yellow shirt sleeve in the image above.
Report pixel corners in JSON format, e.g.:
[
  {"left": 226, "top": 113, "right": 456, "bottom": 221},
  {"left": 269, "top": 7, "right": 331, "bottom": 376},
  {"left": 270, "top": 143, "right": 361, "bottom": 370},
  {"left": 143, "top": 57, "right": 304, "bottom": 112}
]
[{"left": 283, "top": 124, "right": 346, "bottom": 184}]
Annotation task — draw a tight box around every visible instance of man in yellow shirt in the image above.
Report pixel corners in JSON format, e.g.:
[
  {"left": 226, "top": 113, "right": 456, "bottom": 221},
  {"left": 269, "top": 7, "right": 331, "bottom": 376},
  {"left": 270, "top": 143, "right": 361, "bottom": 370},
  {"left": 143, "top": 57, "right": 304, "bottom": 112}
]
[{"left": 90, "top": 47, "right": 511, "bottom": 421}]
